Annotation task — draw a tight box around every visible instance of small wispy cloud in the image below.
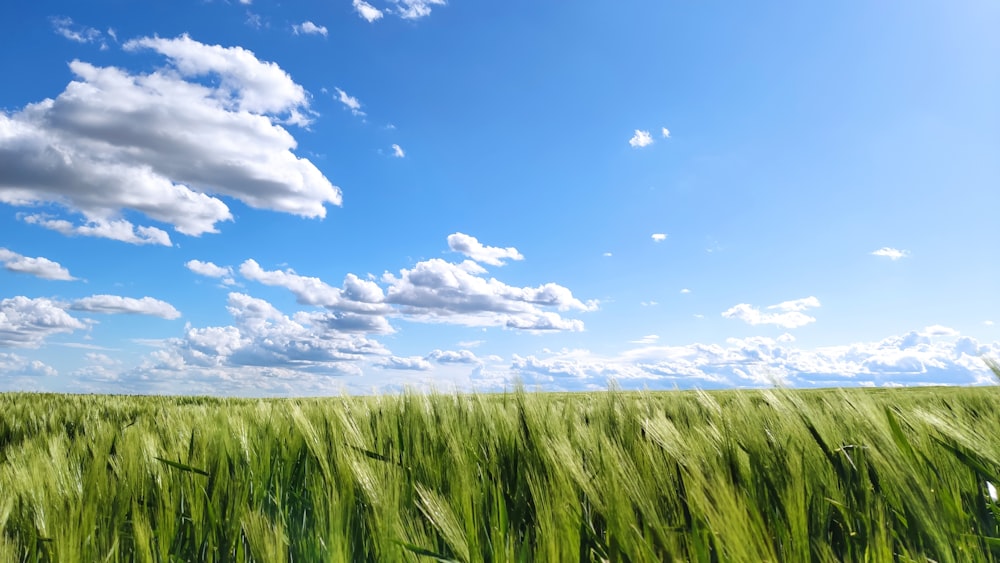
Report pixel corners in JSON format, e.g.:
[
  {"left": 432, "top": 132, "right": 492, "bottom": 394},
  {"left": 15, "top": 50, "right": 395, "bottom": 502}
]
[
  {"left": 651, "top": 233, "right": 667, "bottom": 243},
  {"left": 50, "top": 16, "right": 106, "bottom": 49},
  {"left": 293, "top": 21, "right": 328, "bottom": 37},
  {"left": 629, "top": 129, "right": 654, "bottom": 148},
  {"left": 871, "top": 247, "right": 909, "bottom": 260},
  {"left": 353, "top": 0, "right": 384, "bottom": 22},
  {"left": 984, "top": 320, "right": 995, "bottom": 326},
  {"left": 602, "top": 252, "right": 613, "bottom": 257},
  {"left": 334, "top": 87, "right": 365, "bottom": 117},
  {"left": 391, "top": 143, "right": 405, "bottom": 158},
  {"left": 661, "top": 127, "right": 671, "bottom": 138},
  {"left": 631, "top": 334, "right": 659, "bottom": 345},
  {"left": 680, "top": 288, "right": 691, "bottom": 294}
]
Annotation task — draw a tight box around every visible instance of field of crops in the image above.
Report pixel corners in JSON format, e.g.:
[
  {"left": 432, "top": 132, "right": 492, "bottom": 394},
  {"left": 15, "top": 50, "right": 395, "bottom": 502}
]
[{"left": 2, "top": 384, "right": 1000, "bottom": 562}]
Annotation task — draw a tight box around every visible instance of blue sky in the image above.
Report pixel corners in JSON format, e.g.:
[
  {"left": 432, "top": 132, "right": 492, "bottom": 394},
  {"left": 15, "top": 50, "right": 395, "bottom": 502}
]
[{"left": 1, "top": 0, "right": 998, "bottom": 395}]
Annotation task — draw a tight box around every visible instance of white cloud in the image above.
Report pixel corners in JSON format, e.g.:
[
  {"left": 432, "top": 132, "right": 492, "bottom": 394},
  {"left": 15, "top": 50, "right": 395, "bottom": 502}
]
[
  {"left": 629, "top": 130, "right": 654, "bottom": 148},
  {"left": 383, "top": 257, "right": 595, "bottom": 331},
  {"left": 391, "top": 143, "right": 405, "bottom": 158},
  {"left": 680, "top": 288, "right": 691, "bottom": 294},
  {"left": 661, "top": 127, "right": 671, "bottom": 138},
  {"left": 51, "top": 17, "right": 105, "bottom": 48},
  {"left": 986, "top": 321, "right": 995, "bottom": 326},
  {"left": 0, "top": 297, "right": 87, "bottom": 348},
  {"left": 871, "top": 247, "right": 909, "bottom": 260},
  {"left": 379, "top": 356, "right": 432, "bottom": 370},
  {"left": 0, "top": 35, "right": 340, "bottom": 245},
  {"left": 240, "top": 259, "right": 390, "bottom": 315},
  {"left": 0, "top": 353, "right": 57, "bottom": 377},
  {"left": 0, "top": 248, "right": 75, "bottom": 280},
  {"left": 723, "top": 296, "right": 821, "bottom": 329},
  {"left": 147, "top": 293, "right": 389, "bottom": 373},
  {"left": 353, "top": 0, "right": 384, "bottom": 22},
  {"left": 777, "top": 332, "right": 796, "bottom": 343},
  {"left": 447, "top": 232, "right": 524, "bottom": 266},
  {"left": 651, "top": 233, "right": 667, "bottom": 242},
  {"left": 334, "top": 87, "right": 365, "bottom": 116},
  {"left": 293, "top": 21, "right": 328, "bottom": 37},
  {"left": 603, "top": 252, "right": 613, "bottom": 257},
  {"left": 185, "top": 259, "right": 236, "bottom": 285},
  {"left": 395, "top": 0, "right": 447, "bottom": 19},
  {"left": 641, "top": 301, "right": 658, "bottom": 307},
  {"left": 71, "top": 295, "right": 182, "bottom": 320},
  {"left": 21, "top": 215, "right": 173, "bottom": 246},
  {"left": 428, "top": 349, "right": 480, "bottom": 364},
  {"left": 631, "top": 334, "right": 659, "bottom": 345}
]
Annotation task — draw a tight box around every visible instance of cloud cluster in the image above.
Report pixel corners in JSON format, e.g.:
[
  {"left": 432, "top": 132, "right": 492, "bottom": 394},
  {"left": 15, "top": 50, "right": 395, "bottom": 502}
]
[
  {"left": 0, "top": 248, "right": 75, "bottom": 280},
  {"left": 447, "top": 232, "right": 523, "bottom": 266},
  {"left": 353, "top": 0, "right": 446, "bottom": 22},
  {"left": 0, "top": 35, "right": 340, "bottom": 245},
  {"left": 0, "top": 352, "right": 57, "bottom": 377},
  {"left": 723, "top": 297, "right": 821, "bottom": 329},
  {"left": 292, "top": 21, "right": 328, "bottom": 36},
  {"left": 511, "top": 326, "right": 999, "bottom": 389},
  {"left": 0, "top": 297, "right": 87, "bottom": 348}
]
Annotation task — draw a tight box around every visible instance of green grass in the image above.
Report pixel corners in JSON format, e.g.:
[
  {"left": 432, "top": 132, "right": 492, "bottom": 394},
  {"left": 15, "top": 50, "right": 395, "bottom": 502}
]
[{"left": 2, "top": 384, "right": 1000, "bottom": 561}]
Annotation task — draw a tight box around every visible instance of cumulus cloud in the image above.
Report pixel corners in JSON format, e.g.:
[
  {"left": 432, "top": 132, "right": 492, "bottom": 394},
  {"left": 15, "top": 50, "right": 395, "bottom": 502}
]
[
  {"left": 379, "top": 356, "right": 432, "bottom": 371},
  {"left": 391, "top": 143, "right": 405, "bottom": 158},
  {"left": 240, "top": 259, "right": 390, "bottom": 315},
  {"left": 510, "top": 326, "right": 999, "bottom": 389},
  {"left": 292, "top": 21, "right": 328, "bottom": 36},
  {"left": 629, "top": 130, "right": 654, "bottom": 148},
  {"left": 427, "top": 349, "right": 480, "bottom": 364},
  {"left": 0, "top": 353, "right": 57, "bottom": 377},
  {"left": 70, "top": 295, "right": 182, "bottom": 320},
  {"left": 334, "top": 87, "right": 365, "bottom": 116},
  {"left": 447, "top": 232, "right": 524, "bottom": 266},
  {"left": 0, "top": 248, "right": 75, "bottom": 280},
  {"left": 722, "top": 296, "right": 821, "bottom": 329},
  {"left": 651, "top": 233, "right": 667, "bottom": 242},
  {"left": 148, "top": 292, "right": 389, "bottom": 373},
  {"left": 0, "top": 297, "right": 87, "bottom": 348},
  {"left": 872, "top": 247, "right": 909, "bottom": 260},
  {"left": 394, "top": 0, "right": 447, "bottom": 19},
  {"left": 383, "top": 258, "right": 595, "bottom": 331},
  {"left": 353, "top": 0, "right": 384, "bottom": 22},
  {"left": 185, "top": 259, "right": 236, "bottom": 285},
  {"left": 0, "top": 35, "right": 340, "bottom": 245}
]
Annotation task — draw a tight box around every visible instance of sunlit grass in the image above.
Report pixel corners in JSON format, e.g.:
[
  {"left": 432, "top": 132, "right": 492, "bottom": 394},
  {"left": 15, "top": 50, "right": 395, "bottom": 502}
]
[{"left": 2, "top": 383, "right": 1000, "bottom": 561}]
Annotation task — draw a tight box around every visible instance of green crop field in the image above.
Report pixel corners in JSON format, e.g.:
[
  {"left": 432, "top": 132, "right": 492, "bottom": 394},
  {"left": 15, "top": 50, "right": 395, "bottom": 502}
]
[{"left": 2, "top": 383, "right": 1000, "bottom": 562}]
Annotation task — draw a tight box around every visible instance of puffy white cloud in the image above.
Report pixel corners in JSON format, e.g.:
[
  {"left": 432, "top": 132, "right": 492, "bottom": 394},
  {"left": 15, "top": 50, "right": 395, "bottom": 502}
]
[
  {"left": 0, "top": 297, "right": 87, "bottom": 348},
  {"left": 185, "top": 259, "right": 236, "bottom": 285},
  {"left": 395, "top": 0, "right": 447, "bottom": 19},
  {"left": 872, "top": 247, "right": 909, "bottom": 260},
  {"left": 723, "top": 297, "right": 821, "bottom": 329},
  {"left": 239, "top": 259, "right": 390, "bottom": 314},
  {"left": 629, "top": 129, "right": 653, "bottom": 148},
  {"left": 334, "top": 87, "right": 365, "bottom": 116},
  {"left": 292, "top": 21, "right": 328, "bottom": 36},
  {"left": 379, "top": 356, "right": 432, "bottom": 371},
  {"left": 71, "top": 295, "right": 181, "bottom": 320},
  {"left": 391, "top": 143, "right": 405, "bottom": 158},
  {"left": 21, "top": 215, "right": 173, "bottom": 246},
  {"left": 447, "top": 232, "right": 524, "bottom": 266},
  {"left": 150, "top": 293, "right": 389, "bottom": 372},
  {"left": 383, "top": 258, "right": 595, "bottom": 331},
  {"left": 0, "top": 353, "right": 57, "bottom": 377},
  {"left": 427, "top": 349, "right": 480, "bottom": 364},
  {"left": 651, "top": 233, "right": 667, "bottom": 242},
  {"left": 353, "top": 0, "right": 384, "bottom": 22},
  {"left": 0, "top": 248, "right": 75, "bottom": 280},
  {"left": 0, "top": 35, "right": 340, "bottom": 245}
]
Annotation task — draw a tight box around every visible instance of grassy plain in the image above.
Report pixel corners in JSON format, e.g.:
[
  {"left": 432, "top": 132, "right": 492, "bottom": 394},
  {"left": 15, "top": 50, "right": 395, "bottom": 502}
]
[{"left": 2, "top": 384, "right": 1000, "bottom": 562}]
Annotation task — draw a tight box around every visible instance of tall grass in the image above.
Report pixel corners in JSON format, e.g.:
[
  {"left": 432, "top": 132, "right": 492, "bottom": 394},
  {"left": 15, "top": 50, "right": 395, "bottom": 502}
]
[{"left": 1, "top": 385, "right": 999, "bottom": 561}]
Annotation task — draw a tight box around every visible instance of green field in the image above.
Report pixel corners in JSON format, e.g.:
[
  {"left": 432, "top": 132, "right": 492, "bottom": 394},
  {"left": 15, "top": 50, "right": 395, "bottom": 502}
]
[{"left": 2, "top": 385, "right": 1000, "bottom": 562}]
